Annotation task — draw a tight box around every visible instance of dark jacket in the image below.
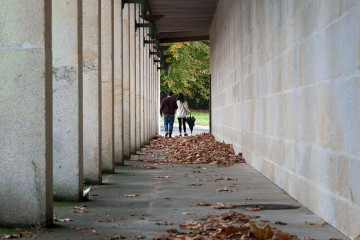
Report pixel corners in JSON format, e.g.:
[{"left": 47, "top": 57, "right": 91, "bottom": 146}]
[{"left": 160, "top": 96, "right": 178, "bottom": 116}]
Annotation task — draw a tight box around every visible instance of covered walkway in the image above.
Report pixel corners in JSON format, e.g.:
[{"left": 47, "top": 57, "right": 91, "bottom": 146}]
[
  {"left": 37, "top": 140, "right": 346, "bottom": 239},
  {"left": 1, "top": 1, "right": 360, "bottom": 239}
]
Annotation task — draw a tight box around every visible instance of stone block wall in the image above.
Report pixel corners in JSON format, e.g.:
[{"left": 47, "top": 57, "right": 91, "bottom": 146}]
[{"left": 210, "top": 0, "right": 360, "bottom": 238}]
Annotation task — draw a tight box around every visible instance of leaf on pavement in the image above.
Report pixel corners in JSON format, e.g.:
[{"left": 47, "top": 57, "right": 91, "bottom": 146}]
[
  {"left": 213, "top": 203, "right": 237, "bottom": 209},
  {"left": 305, "top": 221, "right": 327, "bottom": 226},
  {"left": 216, "top": 187, "right": 237, "bottom": 192},
  {"left": 124, "top": 194, "right": 140, "bottom": 197},
  {"left": 111, "top": 234, "right": 126, "bottom": 239},
  {"left": 196, "top": 202, "right": 212, "bottom": 207},
  {"left": 153, "top": 176, "right": 170, "bottom": 179},
  {"left": 182, "top": 212, "right": 195, "bottom": 215},
  {"left": 71, "top": 206, "right": 88, "bottom": 213},
  {"left": 188, "top": 183, "right": 202, "bottom": 186},
  {"left": 55, "top": 218, "right": 73, "bottom": 222},
  {"left": 179, "top": 221, "right": 201, "bottom": 230},
  {"left": 275, "top": 221, "right": 288, "bottom": 225}
]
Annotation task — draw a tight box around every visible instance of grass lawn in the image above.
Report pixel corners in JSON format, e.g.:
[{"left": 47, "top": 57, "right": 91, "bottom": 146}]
[{"left": 161, "top": 110, "right": 209, "bottom": 126}]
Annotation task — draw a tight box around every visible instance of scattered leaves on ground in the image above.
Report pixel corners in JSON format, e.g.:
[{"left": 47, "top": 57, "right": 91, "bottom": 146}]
[
  {"left": 144, "top": 133, "right": 245, "bottom": 166},
  {"left": 124, "top": 194, "right": 140, "bottom": 197},
  {"left": 153, "top": 211, "right": 300, "bottom": 240},
  {"left": 71, "top": 206, "right": 88, "bottom": 213},
  {"left": 188, "top": 183, "right": 202, "bottom": 186},
  {"left": 305, "top": 221, "right": 327, "bottom": 226},
  {"left": 0, "top": 234, "right": 21, "bottom": 239},
  {"left": 70, "top": 226, "right": 86, "bottom": 230}
]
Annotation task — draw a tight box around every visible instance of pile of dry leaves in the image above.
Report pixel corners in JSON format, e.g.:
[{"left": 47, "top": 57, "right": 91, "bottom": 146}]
[
  {"left": 146, "top": 133, "right": 245, "bottom": 166},
  {"left": 153, "top": 211, "right": 299, "bottom": 240}
]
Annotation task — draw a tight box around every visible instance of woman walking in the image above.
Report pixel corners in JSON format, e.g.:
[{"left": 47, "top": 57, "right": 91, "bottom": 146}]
[{"left": 176, "top": 93, "right": 190, "bottom": 136}]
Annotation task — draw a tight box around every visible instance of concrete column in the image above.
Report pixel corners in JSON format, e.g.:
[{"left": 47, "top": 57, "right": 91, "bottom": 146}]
[
  {"left": 83, "top": 0, "right": 102, "bottom": 184},
  {"left": 114, "top": 0, "right": 124, "bottom": 165},
  {"left": 129, "top": 5, "right": 136, "bottom": 153},
  {"left": 135, "top": 5, "right": 141, "bottom": 150},
  {"left": 101, "top": 0, "right": 114, "bottom": 173},
  {"left": 146, "top": 35, "right": 151, "bottom": 141},
  {"left": 0, "top": 0, "right": 52, "bottom": 227},
  {"left": 140, "top": 19, "right": 145, "bottom": 145},
  {"left": 143, "top": 27, "right": 148, "bottom": 143},
  {"left": 122, "top": 4, "right": 131, "bottom": 158},
  {"left": 52, "top": 0, "right": 83, "bottom": 201}
]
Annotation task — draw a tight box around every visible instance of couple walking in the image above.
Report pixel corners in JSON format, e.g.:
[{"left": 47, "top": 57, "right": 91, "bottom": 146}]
[{"left": 160, "top": 91, "right": 190, "bottom": 138}]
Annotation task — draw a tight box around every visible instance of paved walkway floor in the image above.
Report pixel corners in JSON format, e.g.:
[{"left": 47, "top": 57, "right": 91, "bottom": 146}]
[{"left": 33, "top": 143, "right": 348, "bottom": 240}]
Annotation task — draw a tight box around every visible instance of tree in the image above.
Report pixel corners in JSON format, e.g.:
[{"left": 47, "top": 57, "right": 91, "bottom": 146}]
[{"left": 160, "top": 41, "right": 210, "bottom": 110}]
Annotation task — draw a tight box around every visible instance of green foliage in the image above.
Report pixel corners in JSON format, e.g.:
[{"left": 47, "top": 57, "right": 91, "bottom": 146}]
[
  {"left": 189, "top": 111, "right": 209, "bottom": 126},
  {"left": 160, "top": 41, "right": 210, "bottom": 110}
]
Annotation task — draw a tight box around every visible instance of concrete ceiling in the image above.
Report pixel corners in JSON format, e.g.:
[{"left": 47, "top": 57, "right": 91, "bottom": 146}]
[{"left": 148, "top": 0, "right": 219, "bottom": 43}]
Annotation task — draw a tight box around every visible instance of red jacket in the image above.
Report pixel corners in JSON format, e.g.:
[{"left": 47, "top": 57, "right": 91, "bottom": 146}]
[{"left": 160, "top": 96, "right": 178, "bottom": 116}]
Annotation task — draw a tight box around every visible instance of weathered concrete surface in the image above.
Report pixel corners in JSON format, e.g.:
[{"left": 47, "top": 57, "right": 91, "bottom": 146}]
[
  {"left": 83, "top": 0, "right": 102, "bottom": 184},
  {"left": 129, "top": 5, "right": 137, "bottom": 153},
  {"left": 135, "top": 5, "right": 141, "bottom": 150},
  {"left": 113, "top": 0, "right": 124, "bottom": 165},
  {"left": 210, "top": 1, "right": 360, "bottom": 238},
  {"left": 101, "top": 0, "right": 114, "bottom": 173},
  {"left": 36, "top": 152, "right": 347, "bottom": 239},
  {"left": 52, "top": 0, "right": 83, "bottom": 201},
  {"left": 0, "top": 0, "right": 53, "bottom": 227},
  {"left": 140, "top": 19, "right": 145, "bottom": 146},
  {"left": 122, "top": 4, "right": 131, "bottom": 158}
]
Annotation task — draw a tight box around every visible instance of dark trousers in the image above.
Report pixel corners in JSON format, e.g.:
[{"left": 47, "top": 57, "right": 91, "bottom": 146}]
[{"left": 178, "top": 118, "right": 187, "bottom": 133}]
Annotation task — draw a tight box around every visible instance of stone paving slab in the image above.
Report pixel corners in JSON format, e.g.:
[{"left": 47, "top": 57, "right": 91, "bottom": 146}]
[{"left": 32, "top": 151, "right": 348, "bottom": 240}]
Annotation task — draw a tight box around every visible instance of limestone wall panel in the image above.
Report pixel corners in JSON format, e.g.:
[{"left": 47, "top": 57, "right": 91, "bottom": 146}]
[{"left": 210, "top": 0, "right": 360, "bottom": 238}]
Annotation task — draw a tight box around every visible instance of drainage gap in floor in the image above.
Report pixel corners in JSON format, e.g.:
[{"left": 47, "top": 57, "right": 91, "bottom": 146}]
[{"left": 237, "top": 204, "right": 300, "bottom": 210}]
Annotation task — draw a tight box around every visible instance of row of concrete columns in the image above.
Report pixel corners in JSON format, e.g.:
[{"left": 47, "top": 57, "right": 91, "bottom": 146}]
[{"left": 0, "top": 0, "right": 160, "bottom": 227}]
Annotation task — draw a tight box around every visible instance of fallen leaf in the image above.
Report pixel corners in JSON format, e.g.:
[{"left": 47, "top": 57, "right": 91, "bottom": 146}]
[
  {"left": 55, "top": 218, "right": 73, "bottom": 222},
  {"left": 111, "top": 235, "right": 126, "bottom": 239},
  {"left": 275, "top": 221, "right": 288, "bottom": 225},
  {"left": 70, "top": 226, "right": 85, "bottom": 230},
  {"left": 1, "top": 235, "right": 12, "bottom": 239},
  {"left": 179, "top": 221, "right": 201, "bottom": 230},
  {"left": 71, "top": 206, "right": 88, "bottom": 213},
  {"left": 260, "top": 219, "right": 270, "bottom": 223},
  {"left": 213, "top": 203, "right": 237, "bottom": 209},
  {"left": 98, "top": 218, "right": 118, "bottom": 223},
  {"left": 123, "top": 194, "right": 140, "bottom": 197},
  {"left": 305, "top": 221, "right": 327, "bottom": 226},
  {"left": 130, "top": 213, "right": 147, "bottom": 217},
  {"left": 135, "top": 235, "right": 146, "bottom": 239},
  {"left": 225, "top": 177, "right": 237, "bottom": 180},
  {"left": 156, "top": 221, "right": 174, "bottom": 225},
  {"left": 188, "top": 183, "right": 202, "bottom": 186},
  {"left": 246, "top": 207, "right": 262, "bottom": 211},
  {"left": 216, "top": 187, "right": 237, "bottom": 192},
  {"left": 182, "top": 212, "right": 195, "bottom": 215},
  {"left": 246, "top": 197, "right": 252, "bottom": 200},
  {"left": 196, "top": 202, "right": 212, "bottom": 207},
  {"left": 153, "top": 176, "right": 170, "bottom": 179}
]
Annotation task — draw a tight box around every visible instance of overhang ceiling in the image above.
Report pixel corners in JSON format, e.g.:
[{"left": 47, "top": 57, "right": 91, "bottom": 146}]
[{"left": 148, "top": 0, "right": 219, "bottom": 43}]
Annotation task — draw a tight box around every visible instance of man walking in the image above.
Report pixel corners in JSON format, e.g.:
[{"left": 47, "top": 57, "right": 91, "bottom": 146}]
[{"left": 160, "top": 91, "right": 178, "bottom": 138}]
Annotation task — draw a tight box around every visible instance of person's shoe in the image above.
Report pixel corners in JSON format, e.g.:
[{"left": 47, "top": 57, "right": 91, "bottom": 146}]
[
  {"left": 169, "top": 135, "right": 172, "bottom": 138},
  {"left": 165, "top": 131, "right": 168, "bottom": 137},
  {"left": 179, "top": 132, "right": 182, "bottom": 136},
  {"left": 184, "top": 132, "right": 188, "bottom": 136}
]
